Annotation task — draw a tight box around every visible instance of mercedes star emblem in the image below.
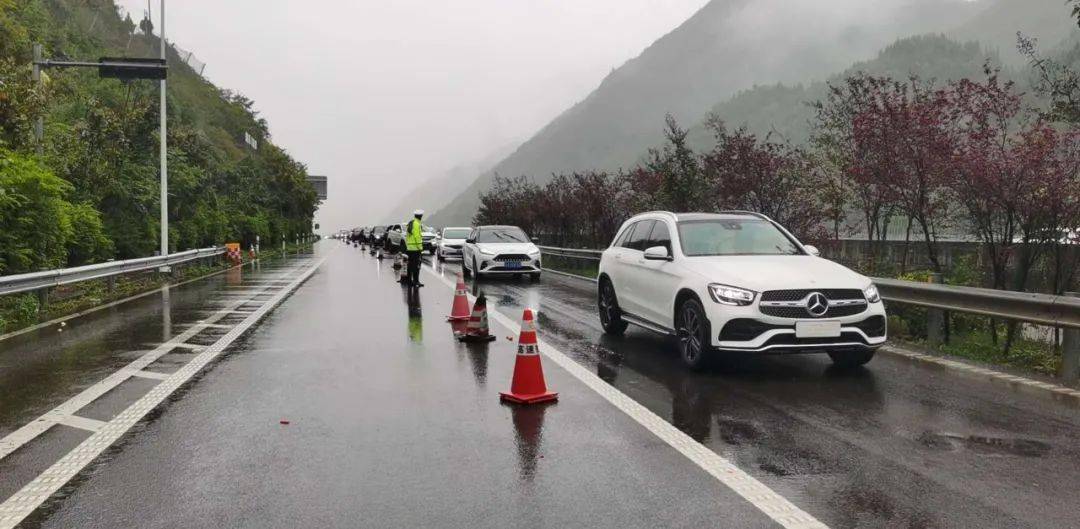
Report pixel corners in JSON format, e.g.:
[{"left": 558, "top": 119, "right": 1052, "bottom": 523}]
[{"left": 806, "top": 292, "right": 829, "bottom": 317}]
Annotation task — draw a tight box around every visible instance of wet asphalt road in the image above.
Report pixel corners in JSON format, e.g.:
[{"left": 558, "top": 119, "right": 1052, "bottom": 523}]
[{"left": 1, "top": 240, "right": 1079, "bottom": 528}]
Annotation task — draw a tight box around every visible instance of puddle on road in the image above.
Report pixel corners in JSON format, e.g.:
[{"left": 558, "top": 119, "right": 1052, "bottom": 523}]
[
  {"left": 715, "top": 416, "right": 764, "bottom": 446},
  {"left": 917, "top": 432, "right": 1050, "bottom": 457}
]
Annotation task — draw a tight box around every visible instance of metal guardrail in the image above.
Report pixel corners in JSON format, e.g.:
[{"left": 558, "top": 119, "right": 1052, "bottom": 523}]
[
  {"left": 537, "top": 245, "right": 1080, "bottom": 329},
  {"left": 0, "top": 247, "right": 224, "bottom": 297}
]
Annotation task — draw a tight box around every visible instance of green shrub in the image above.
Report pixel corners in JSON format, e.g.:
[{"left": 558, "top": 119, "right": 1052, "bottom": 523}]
[{"left": 0, "top": 149, "right": 73, "bottom": 274}]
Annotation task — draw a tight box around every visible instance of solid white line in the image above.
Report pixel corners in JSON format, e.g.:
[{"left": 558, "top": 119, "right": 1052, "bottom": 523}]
[
  {"left": 56, "top": 415, "right": 106, "bottom": 433},
  {"left": 0, "top": 257, "right": 325, "bottom": 528},
  {"left": 423, "top": 266, "right": 828, "bottom": 529}
]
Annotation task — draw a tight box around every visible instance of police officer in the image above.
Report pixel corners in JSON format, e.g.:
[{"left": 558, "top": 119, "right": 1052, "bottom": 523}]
[{"left": 404, "top": 210, "right": 425, "bottom": 287}]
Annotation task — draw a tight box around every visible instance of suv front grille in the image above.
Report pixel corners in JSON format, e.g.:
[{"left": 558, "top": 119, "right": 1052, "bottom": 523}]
[
  {"left": 760, "top": 289, "right": 863, "bottom": 302},
  {"left": 760, "top": 305, "right": 867, "bottom": 319}
]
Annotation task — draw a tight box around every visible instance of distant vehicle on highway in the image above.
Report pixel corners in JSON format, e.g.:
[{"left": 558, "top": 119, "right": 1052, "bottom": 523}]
[
  {"left": 421, "top": 225, "right": 438, "bottom": 254},
  {"left": 462, "top": 225, "right": 542, "bottom": 281},
  {"left": 370, "top": 225, "right": 387, "bottom": 248},
  {"left": 436, "top": 227, "right": 472, "bottom": 260},
  {"left": 597, "top": 211, "right": 886, "bottom": 370}
]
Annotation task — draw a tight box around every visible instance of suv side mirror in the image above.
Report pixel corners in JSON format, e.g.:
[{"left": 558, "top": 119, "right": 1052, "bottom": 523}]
[
  {"left": 804, "top": 244, "right": 820, "bottom": 257},
  {"left": 643, "top": 246, "right": 672, "bottom": 261},
  {"left": 466, "top": 237, "right": 476, "bottom": 244}
]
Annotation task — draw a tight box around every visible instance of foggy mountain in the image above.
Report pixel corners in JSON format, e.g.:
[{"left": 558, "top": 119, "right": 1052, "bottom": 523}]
[
  {"left": 428, "top": 0, "right": 1075, "bottom": 227},
  {"left": 379, "top": 141, "right": 519, "bottom": 225}
]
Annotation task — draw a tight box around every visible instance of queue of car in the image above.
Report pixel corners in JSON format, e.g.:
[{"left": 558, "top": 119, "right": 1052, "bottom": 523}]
[{"left": 337, "top": 211, "right": 885, "bottom": 371}]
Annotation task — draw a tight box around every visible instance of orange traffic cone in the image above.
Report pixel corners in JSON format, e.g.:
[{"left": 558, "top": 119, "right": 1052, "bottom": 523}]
[
  {"left": 500, "top": 309, "right": 557, "bottom": 404},
  {"left": 457, "top": 293, "right": 497, "bottom": 343},
  {"left": 447, "top": 273, "right": 471, "bottom": 321}
]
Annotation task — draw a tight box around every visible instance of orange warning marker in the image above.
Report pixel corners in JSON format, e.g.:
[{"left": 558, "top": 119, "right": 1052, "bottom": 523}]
[
  {"left": 500, "top": 309, "right": 557, "bottom": 404},
  {"left": 447, "top": 272, "right": 471, "bottom": 321},
  {"left": 457, "top": 292, "right": 497, "bottom": 343}
]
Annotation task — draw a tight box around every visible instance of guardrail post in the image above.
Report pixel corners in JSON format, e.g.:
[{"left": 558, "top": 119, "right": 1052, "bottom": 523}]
[
  {"left": 926, "top": 273, "right": 945, "bottom": 347},
  {"left": 107, "top": 275, "right": 116, "bottom": 294},
  {"left": 1061, "top": 292, "right": 1080, "bottom": 383},
  {"left": 36, "top": 287, "right": 49, "bottom": 314}
]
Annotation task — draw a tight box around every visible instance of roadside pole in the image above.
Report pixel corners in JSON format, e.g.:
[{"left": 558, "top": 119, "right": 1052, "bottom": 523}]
[
  {"left": 926, "top": 273, "right": 945, "bottom": 347},
  {"left": 32, "top": 43, "right": 43, "bottom": 156},
  {"left": 158, "top": 0, "right": 170, "bottom": 271}
]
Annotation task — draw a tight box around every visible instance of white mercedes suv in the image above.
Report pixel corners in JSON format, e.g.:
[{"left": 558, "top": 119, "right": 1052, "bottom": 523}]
[{"left": 597, "top": 211, "right": 886, "bottom": 370}]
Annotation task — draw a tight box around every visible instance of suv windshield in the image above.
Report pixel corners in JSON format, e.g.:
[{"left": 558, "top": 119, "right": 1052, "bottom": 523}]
[
  {"left": 478, "top": 227, "right": 530, "bottom": 243},
  {"left": 443, "top": 228, "right": 471, "bottom": 239},
  {"left": 677, "top": 219, "right": 803, "bottom": 256}
]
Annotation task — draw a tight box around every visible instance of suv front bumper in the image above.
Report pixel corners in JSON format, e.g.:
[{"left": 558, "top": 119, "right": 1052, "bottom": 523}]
[{"left": 706, "top": 301, "right": 887, "bottom": 352}]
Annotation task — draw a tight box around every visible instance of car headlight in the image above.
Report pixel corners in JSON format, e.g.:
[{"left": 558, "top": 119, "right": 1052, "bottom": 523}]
[
  {"left": 528, "top": 249, "right": 541, "bottom": 258},
  {"left": 707, "top": 284, "right": 756, "bottom": 306},
  {"left": 864, "top": 284, "right": 881, "bottom": 303},
  {"left": 479, "top": 248, "right": 496, "bottom": 256}
]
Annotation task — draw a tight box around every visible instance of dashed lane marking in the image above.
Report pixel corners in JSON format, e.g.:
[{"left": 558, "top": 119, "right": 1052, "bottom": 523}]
[
  {"left": 0, "top": 258, "right": 325, "bottom": 528},
  {"left": 425, "top": 265, "right": 829, "bottom": 529}
]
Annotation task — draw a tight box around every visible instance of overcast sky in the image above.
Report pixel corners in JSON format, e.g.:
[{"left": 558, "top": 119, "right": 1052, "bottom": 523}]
[{"left": 115, "top": 0, "right": 710, "bottom": 231}]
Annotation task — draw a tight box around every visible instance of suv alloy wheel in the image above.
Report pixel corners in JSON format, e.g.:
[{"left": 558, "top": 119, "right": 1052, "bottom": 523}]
[
  {"left": 598, "top": 279, "right": 628, "bottom": 334},
  {"left": 677, "top": 297, "right": 711, "bottom": 370}
]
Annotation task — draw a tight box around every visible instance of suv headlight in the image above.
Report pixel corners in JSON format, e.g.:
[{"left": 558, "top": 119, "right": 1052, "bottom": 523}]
[
  {"left": 528, "top": 249, "right": 541, "bottom": 258},
  {"left": 864, "top": 284, "right": 881, "bottom": 303},
  {"left": 479, "top": 248, "right": 496, "bottom": 256},
  {"left": 708, "top": 284, "right": 756, "bottom": 306}
]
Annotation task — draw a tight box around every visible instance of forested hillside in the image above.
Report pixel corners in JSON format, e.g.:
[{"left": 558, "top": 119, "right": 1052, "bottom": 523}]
[
  {"left": 429, "top": 0, "right": 1075, "bottom": 227},
  {"left": 0, "top": 0, "right": 317, "bottom": 274}
]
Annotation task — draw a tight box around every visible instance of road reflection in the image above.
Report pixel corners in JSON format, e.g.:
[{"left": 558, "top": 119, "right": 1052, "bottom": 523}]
[
  {"left": 405, "top": 287, "right": 422, "bottom": 343},
  {"left": 510, "top": 402, "right": 554, "bottom": 482}
]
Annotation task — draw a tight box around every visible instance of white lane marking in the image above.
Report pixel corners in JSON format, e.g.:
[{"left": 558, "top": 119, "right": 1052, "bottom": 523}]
[
  {"left": 424, "top": 266, "right": 828, "bottom": 529},
  {"left": 0, "top": 258, "right": 325, "bottom": 528},
  {"left": 56, "top": 415, "right": 106, "bottom": 433},
  {"left": 0, "top": 265, "right": 306, "bottom": 463}
]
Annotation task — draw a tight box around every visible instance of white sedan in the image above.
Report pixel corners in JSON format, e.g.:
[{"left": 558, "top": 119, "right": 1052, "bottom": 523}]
[
  {"left": 462, "top": 225, "right": 542, "bottom": 281},
  {"left": 436, "top": 227, "right": 472, "bottom": 259}
]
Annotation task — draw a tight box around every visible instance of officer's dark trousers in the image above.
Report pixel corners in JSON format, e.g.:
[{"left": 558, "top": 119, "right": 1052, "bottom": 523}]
[{"left": 406, "top": 250, "right": 422, "bottom": 285}]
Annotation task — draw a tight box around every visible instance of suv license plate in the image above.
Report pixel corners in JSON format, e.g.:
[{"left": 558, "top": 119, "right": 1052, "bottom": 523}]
[
  {"left": 504, "top": 261, "right": 522, "bottom": 269},
  {"left": 795, "top": 321, "right": 841, "bottom": 338}
]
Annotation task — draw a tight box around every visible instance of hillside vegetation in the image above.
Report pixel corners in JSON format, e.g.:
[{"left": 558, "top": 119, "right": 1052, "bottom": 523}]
[{"left": 0, "top": 0, "right": 317, "bottom": 274}]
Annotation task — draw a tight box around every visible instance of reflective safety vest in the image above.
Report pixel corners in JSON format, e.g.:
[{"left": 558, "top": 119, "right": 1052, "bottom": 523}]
[{"left": 405, "top": 219, "right": 424, "bottom": 251}]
